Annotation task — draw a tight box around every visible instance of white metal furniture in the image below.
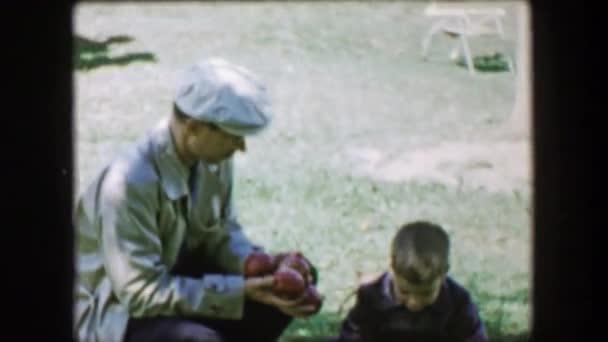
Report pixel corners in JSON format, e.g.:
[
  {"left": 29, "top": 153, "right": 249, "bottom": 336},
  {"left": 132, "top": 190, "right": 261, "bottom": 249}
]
[{"left": 422, "top": 2, "right": 511, "bottom": 74}]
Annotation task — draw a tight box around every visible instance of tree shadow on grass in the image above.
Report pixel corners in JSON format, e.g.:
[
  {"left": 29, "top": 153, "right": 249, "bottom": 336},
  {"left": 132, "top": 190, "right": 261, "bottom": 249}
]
[
  {"left": 279, "top": 311, "right": 530, "bottom": 342},
  {"left": 74, "top": 34, "right": 156, "bottom": 71}
]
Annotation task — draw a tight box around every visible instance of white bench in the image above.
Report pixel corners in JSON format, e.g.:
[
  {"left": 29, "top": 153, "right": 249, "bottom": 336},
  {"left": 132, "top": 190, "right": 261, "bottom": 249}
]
[{"left": 421, "top": 2, "right": 512, "bottom": 74}]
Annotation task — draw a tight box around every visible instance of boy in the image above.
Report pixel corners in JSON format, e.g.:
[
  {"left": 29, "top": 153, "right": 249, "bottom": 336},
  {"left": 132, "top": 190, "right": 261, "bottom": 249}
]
[{"left": 337, "top": 221, "right": 487, "bottom": 342}]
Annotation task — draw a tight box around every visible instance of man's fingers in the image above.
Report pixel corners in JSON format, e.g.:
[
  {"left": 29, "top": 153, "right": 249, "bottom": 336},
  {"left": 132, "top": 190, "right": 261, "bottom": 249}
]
[
  {"left": 268, "top": 296, "right": 298, "bottom": 307},
  {"left": 246, "top": 275, "right": 274, "bottom": 288},
  {"left": 284, "top": 304, "right": 319, "bottom": 318},
  {"left": 296, "top": 304, "right": 318, "bottom": 314}
]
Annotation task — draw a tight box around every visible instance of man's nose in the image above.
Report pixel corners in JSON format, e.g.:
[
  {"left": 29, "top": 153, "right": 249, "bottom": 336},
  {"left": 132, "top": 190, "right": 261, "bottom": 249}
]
[{"left": 234, "top": 137, "right": 246, "bottom": 152}]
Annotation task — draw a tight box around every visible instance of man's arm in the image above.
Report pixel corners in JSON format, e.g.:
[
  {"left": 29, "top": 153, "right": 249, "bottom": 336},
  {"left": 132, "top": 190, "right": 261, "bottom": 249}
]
[
  {"left": 99, "top": 167, "right": 246, "bottom": 320},
  {"left": 201, "top": 159, "right": 258, "bottom": 274}
]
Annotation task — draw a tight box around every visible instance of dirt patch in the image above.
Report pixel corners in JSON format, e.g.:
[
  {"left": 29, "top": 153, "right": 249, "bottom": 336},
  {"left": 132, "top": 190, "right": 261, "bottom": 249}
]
[{"left": 346, "top": 140, "right": 531, "bottom": 192}]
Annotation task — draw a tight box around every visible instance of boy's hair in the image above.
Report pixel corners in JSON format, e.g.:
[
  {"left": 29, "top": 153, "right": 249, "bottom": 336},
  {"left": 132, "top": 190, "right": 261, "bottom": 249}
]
[{"left": 390, "top": 221, "right": 450, "bottom": 285}]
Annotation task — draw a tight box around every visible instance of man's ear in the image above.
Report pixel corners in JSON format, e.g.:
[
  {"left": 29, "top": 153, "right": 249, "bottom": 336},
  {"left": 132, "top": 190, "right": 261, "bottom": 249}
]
[{"left": 183, "top": 118, "right": 202, "bottom": 136}]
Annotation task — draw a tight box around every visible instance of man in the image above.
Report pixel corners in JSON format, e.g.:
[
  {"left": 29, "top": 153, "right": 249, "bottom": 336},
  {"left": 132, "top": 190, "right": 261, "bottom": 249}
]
[{"left": 74, "top": 58, "right": 318, "bottom": 341}]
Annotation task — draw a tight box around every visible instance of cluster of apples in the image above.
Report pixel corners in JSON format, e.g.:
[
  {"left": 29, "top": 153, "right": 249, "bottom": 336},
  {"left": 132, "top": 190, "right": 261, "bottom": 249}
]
[{"left": 244, "top": 250, "right": 322, "bottom": 312}]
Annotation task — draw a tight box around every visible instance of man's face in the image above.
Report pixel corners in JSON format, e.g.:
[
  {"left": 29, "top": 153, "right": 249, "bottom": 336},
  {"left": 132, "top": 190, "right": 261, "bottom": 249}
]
[
  {"left": 185, "top": 121, "right": 246, "bottom": 163},
  {"left": 390, "top": 271, "right": 443, "bottom": 312}
]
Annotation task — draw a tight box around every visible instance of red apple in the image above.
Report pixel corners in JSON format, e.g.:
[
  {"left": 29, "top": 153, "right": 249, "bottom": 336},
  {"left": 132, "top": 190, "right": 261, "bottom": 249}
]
[
  {"left": 273, "top": 267, "right": 306, "bottom": 299},
  {"left": 279, "top": 252, "right": 311, "bottom": 281},
  {"left": 301, "top": 284, "right": 323, "bottom": 313},
  {"left": 244, "top": 251, "right": 277, "bottom": 277}
]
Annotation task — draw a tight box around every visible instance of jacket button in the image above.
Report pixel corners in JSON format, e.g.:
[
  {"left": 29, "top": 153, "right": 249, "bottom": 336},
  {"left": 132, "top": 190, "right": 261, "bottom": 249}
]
[{"left": 209, "top": 283, "right": 225, "bottom": 293}]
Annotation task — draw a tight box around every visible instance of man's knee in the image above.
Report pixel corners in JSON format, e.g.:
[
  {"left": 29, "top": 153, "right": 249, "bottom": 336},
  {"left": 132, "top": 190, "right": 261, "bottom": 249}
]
[
  {"left": 126, "top": 317, "right": 224, "bottom": 342},
  {"left": 171, "top": 321, "right": 225, "bottom": 342}
]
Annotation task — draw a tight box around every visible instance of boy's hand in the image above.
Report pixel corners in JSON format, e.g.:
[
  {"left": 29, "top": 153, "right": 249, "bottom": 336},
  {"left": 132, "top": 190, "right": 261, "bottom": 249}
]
[{"left": 244, "top": 276, "right": 319, "bottom": 317}]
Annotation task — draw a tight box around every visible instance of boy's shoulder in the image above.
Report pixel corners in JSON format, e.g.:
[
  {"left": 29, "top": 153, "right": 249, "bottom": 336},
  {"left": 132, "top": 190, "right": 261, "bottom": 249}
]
[
  {"left": 443, "top": 276, "right": 475, "bottom": 307},
  {"left": 355, "top": 271, "right": 391, "bottom": 307},
  {"left": 354, "top": 272, "right": 477, "bottom": 314},
  {"left": 358, "top": 271, "right": 388, "bottom": 292},
  {"left": 357, "top": 273, "right": 472, "bottom": 300}
]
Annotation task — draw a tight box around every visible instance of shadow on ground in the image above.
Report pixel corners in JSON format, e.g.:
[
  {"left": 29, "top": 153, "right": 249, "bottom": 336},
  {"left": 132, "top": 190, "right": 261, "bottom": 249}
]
[
  {"left": 74, "top": 34, "right": 156, "bottom": 71},
  {"left": 279, "top": 312, "right": 529, "bottom": 342}
]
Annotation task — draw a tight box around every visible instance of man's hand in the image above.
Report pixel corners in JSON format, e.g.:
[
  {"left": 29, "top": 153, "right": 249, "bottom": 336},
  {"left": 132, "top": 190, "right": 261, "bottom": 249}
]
[
  {"left": 274, "top": 252, "right": 317, "bottom": 285},
  {"left": 244, "top": 276, "right": 319, "bottom": 318}
]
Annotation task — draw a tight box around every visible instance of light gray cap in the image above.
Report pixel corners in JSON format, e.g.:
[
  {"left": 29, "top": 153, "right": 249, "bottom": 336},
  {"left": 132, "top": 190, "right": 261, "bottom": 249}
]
[{"left": 173, "top": 58, "right": 272, "bottom": 136}]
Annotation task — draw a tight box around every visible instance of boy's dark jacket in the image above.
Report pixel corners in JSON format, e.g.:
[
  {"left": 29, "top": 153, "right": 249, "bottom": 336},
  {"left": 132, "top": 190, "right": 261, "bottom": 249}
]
[{"left": 337, "top": 272, "right": 487, "bottom": 342}]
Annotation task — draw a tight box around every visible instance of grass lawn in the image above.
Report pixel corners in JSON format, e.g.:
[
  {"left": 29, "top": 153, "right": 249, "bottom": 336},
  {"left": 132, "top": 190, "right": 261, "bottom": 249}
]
[{"left": 74, "top": 2, "right": 531, "bottom": 340}]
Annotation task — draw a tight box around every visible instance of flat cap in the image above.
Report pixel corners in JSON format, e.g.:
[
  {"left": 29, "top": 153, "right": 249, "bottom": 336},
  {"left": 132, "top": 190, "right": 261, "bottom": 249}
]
[{"left": 174, "top": 58, "right": 272, "bottom": 136}]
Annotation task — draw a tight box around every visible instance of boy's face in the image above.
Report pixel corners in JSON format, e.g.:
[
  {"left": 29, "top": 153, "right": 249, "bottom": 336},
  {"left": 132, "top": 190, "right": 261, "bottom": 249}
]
[{"left": 390, "top": 271, "right": 444, "bottom": 312}]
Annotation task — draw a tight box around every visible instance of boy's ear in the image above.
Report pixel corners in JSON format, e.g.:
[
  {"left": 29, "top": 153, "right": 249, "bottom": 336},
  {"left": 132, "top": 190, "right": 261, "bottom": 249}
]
[
  {"left": 438, "top": 269, "right": 449, "bottom": 283},
  {"left": 389, "top": 255, "right": 396, "bottom": 271}
]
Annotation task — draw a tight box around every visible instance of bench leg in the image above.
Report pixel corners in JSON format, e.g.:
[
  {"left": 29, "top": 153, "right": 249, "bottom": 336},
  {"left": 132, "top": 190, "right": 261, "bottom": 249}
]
[
  {"left": 422, "top": 20, "right": 447, "bottom": 59},
  {"left": 458, "top": 34, "right": 474, "bottom": 74}
]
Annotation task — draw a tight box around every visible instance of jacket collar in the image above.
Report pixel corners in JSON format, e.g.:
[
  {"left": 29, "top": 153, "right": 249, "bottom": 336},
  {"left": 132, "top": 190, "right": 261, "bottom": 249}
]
[
  {"left": 379, "top": 272, "right": 453, "bottom": 314},
  {"left": 150, "top": 119, "right": 191, "bottom": 201}
]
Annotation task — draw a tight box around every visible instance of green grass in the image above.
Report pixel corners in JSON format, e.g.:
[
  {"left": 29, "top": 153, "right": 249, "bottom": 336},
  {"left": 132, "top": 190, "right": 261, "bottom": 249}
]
[
  {"left": 74, "top": 2, "right": 530, "bottom": 340},
  {"left": 235, "top": 166, "right": 530, "bottom": 340}
]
